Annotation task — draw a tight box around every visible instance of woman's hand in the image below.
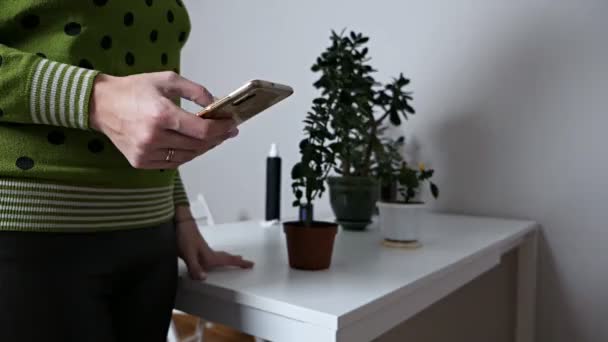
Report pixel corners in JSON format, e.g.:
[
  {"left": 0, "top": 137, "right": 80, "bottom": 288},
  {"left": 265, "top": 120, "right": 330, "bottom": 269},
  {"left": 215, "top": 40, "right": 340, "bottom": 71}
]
[
  {"left": 89, "top": 71, "right": 238, "bottom": 169},
  {"left": 175, "top": 206, "right": 254, "bottom": 281}
]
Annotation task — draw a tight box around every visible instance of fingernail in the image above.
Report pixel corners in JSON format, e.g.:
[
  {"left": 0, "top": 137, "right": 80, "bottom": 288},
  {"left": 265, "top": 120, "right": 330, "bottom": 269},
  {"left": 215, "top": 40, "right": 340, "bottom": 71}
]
[{"left": 229, "top": 128, "right": 239, "bottom": 138}]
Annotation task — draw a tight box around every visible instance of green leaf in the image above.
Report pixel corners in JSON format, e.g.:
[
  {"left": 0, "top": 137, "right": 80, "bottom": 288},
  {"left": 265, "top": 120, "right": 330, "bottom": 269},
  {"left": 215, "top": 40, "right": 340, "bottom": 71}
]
[
  {"left": 292, "top": 200, "right": 301, "bottom": 207},
  {"left": 329, "top": 142, "right": 342, "bottom": 152},
  {"left": 295, "top": 189, "right": 303, "bottom": 199},
  {"left": 291, "top": 163, "right": 303, "bottom": 179},
  {"left": 419, "top": 169, "right": 434, "bottom": 180},
  {"left": 312, "top": 97, "right": 327, "bottom": 105},
  {"left": 389, "top": 111, "right": 401, "bottom": 125},
  {"left": 430, "top": 182, "right": 439, "bottom": 199},
  {"left": 406, "top": 188, "right": 416, "bottom": 201},
  {"left": 404, "top": 102, "right": 416, "bottom": 114},
  {"left": 396, "top": 75, "right": 410, "bottom": 87},
  {"left": 399, "top": 167, "right": 419, "bottom": 188}
]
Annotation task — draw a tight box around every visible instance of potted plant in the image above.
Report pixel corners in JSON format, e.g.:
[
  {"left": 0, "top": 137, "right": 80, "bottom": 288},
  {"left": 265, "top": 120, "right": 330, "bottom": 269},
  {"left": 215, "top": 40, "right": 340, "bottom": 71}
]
[
  {"left": 311, "top": 30, "right": 415, "bottom": 231},
  {"left": 373, "top": 132, "right": 405, "bottom": 203},
  {"left": 284, "top": 97, "right": 338, "bottom": 270},
  {"left": 377, "top": 162, "right": 439, "bottom": 246}
]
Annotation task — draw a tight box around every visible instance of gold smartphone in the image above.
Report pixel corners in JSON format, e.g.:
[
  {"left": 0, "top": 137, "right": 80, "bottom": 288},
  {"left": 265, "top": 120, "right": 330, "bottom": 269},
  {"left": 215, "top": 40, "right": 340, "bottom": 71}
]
[{"left": 196, "top": 80, "right": 294, "bottom": 124}]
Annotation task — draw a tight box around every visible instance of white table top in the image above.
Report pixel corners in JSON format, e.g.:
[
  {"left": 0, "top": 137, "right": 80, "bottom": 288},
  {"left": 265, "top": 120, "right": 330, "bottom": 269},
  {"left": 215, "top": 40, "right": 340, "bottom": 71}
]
[{"left": 177, "top": 213, "right": 536, "bottom": 331}]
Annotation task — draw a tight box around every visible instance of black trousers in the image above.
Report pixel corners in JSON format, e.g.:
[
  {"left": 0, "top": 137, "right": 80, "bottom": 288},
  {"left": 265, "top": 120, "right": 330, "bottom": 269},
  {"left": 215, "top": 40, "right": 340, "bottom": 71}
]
[{"left": 0, "top": 221, "right": 178, "bottom": 342}]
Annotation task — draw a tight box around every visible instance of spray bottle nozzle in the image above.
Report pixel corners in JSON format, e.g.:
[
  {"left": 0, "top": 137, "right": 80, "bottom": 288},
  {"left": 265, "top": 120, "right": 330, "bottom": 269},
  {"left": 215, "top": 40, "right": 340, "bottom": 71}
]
[{"left": 268, "top": 143, "right": 279, "bottom": 157}]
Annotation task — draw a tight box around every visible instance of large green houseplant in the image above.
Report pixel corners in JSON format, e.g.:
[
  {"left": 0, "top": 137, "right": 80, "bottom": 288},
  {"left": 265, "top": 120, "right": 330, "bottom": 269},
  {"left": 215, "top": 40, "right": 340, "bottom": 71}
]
[
  {"left": 310, "top": 30, "right": 416, "bottom": 230},
  {"left": 284, "top": 96, "right": 338, "bottom": 270}
]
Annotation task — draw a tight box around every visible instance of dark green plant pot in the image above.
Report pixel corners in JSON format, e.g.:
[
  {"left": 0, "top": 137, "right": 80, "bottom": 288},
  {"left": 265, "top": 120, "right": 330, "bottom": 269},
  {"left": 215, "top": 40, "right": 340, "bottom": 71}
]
[{"left": 327, "top": 176, "right": 379, "bottom": 231}]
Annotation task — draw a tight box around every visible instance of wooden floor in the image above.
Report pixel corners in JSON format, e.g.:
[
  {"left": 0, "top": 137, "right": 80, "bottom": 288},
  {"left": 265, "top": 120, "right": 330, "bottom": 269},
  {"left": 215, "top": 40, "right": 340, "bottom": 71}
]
[{"left": 172, "top": 313, "right": 255, "bottom": 342}]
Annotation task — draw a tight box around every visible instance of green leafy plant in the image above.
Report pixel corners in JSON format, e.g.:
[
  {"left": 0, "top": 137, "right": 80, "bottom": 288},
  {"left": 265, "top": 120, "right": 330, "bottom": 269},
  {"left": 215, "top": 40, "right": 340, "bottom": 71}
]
[
  {"left": 293, "top": 29, "right": 438, "bottom": 214},
  {"left": 291, "top": 98, "right": 334, "bottom": 226},
  {"left": 372, "top": 130, "right": 404, "bottom": 188},
  {"left": 396, "top": 162, "right": 439, "bottom": 203},
  {"left": 310, "top": 30, "right": 415, "bottom": 178}
]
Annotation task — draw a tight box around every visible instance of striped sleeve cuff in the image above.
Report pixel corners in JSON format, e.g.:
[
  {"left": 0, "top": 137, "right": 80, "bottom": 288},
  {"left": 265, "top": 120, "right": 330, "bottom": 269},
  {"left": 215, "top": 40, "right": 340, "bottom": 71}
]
[
  {"left": 173, "top": 172, "right": 190, "bottom": 207},
  {"left": 29, "top": 58, "right": 99, "bottom": 130}
]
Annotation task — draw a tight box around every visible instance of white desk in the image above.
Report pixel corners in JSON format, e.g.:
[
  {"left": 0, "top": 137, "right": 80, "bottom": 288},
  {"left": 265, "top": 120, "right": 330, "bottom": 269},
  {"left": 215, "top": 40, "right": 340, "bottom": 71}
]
[{"left": 175, "top": 214, "right": 538, "bottom": 342}]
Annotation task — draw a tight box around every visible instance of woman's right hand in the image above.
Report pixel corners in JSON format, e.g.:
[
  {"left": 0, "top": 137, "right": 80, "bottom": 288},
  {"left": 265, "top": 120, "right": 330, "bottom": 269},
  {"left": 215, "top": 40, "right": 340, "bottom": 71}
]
[{"left": 89, "top": 71, "right": 238, "bottom": 169}]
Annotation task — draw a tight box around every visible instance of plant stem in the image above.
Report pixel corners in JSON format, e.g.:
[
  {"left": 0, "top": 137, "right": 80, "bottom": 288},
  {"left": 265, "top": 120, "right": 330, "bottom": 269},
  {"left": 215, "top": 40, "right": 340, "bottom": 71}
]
[
  {"left": 361, "top": 109, "right": 377, "bottom": 176},
  {"left": 310, "top": 166, "right": 333, "bottom": 200},
  {"left": 375, "top": 111, "right": 390, "bottom": 125}
]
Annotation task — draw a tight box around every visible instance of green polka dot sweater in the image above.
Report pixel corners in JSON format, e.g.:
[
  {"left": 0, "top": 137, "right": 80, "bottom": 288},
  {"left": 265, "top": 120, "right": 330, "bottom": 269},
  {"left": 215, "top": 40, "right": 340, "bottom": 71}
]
[{"left": 0, "top": 0, "right": 192, "bottom": 232}]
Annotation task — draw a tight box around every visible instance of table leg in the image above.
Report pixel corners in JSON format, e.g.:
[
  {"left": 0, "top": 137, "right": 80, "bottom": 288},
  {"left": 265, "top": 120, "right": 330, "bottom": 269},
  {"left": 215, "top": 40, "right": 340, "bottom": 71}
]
[{"left": 515, "top": 230, "right": 538, "bottom": 342}]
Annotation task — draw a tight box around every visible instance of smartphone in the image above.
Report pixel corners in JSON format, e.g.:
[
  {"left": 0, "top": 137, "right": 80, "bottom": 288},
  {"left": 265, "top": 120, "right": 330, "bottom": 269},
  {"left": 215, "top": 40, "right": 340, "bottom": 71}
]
[{"left": 196, "top": 80, "right": 294, "bottom": 124}]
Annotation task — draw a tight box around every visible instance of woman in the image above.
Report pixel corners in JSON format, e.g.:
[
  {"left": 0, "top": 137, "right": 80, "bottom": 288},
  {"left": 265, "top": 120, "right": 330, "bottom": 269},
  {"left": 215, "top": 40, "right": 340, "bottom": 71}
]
[{"left": 0, "top": 1, "right": 253, "bottom": 341}]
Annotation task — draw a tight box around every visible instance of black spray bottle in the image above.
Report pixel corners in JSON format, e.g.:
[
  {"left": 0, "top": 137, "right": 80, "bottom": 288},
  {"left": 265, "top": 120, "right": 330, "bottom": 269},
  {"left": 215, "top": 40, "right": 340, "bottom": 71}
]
[{"left": 265, "top": 143, "right": 281, "bottom": 221}]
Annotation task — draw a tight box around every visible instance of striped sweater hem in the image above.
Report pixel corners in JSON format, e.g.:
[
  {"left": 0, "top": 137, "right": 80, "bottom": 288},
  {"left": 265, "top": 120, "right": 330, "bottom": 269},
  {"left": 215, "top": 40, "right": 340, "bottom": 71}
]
[{"left": 0, "top": 177, "right": 178, "bottom": 232}]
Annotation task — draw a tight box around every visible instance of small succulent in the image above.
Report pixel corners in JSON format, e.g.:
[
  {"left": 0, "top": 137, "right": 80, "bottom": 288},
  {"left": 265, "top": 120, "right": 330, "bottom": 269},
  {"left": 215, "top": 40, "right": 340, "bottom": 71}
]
[{"left": 396, "top": 162, "right": 439, "bottom": 203}]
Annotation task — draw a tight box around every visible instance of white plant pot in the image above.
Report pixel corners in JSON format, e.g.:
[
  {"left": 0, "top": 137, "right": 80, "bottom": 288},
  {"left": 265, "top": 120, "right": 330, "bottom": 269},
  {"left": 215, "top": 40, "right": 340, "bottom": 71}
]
[{"left": 377, "top": 202, "right": 427, "bottom": 242}]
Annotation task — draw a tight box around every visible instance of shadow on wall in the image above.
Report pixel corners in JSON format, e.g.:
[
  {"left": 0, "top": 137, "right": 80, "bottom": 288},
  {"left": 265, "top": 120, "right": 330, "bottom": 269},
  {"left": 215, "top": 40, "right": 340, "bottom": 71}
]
[{"left": 425, "top": 11, "right": 588, "bottom": 342}]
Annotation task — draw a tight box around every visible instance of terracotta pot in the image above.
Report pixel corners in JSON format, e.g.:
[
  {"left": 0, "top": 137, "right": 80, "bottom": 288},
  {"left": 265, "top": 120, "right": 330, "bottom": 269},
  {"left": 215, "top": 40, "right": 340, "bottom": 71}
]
[{"left": 283, "top": 221, "right": 338, "bottom": 270}]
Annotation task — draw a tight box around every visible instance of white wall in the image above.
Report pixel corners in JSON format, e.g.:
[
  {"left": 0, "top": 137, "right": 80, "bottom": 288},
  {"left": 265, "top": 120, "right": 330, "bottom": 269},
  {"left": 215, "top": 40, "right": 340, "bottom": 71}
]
[{"left": 180, "top": 1, "right": 608, "bottom": 341}]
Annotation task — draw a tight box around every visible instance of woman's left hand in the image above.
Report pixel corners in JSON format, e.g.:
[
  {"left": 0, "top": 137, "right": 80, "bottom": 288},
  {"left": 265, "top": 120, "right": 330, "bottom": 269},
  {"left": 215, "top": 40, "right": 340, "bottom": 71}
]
[{"left": 175, "top": 207, "right": 254, "bottom": 281}]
